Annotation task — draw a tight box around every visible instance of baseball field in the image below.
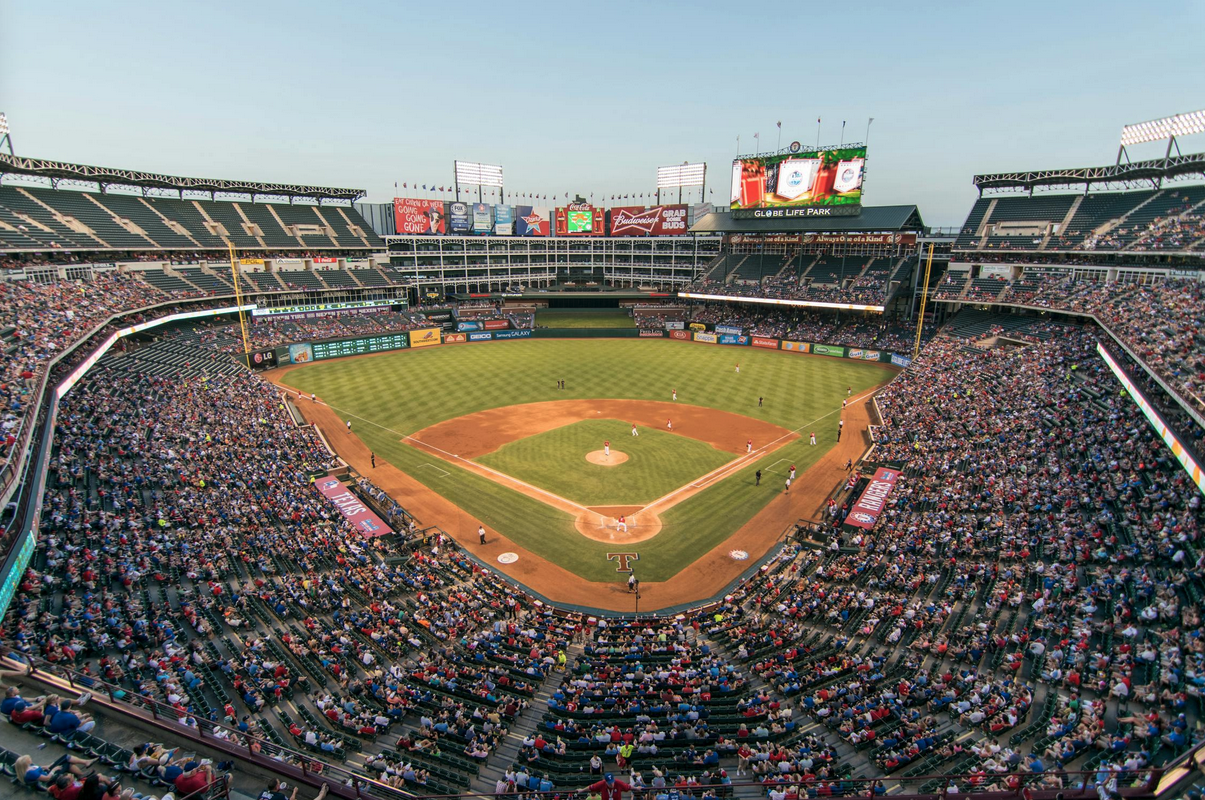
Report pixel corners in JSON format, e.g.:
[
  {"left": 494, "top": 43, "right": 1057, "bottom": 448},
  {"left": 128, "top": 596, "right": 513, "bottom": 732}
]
[
  {"left": 534, "top": 309, "right": 635, "bottom": 328},
  {"left": 274, "top": 337, "right": 894, "bottom": 604}
]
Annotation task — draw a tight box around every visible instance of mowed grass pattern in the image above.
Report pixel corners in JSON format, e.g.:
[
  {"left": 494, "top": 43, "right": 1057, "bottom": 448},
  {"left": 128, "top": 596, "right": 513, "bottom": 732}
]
[
  {"left": 476, "top": 420, "right": 733, "bottom": 506},
  {"left": 281, "top": 339, "right": 892, "bottom": 582},
  {"left": 535, "top": 309, "right": 635, "bottom": 328}
]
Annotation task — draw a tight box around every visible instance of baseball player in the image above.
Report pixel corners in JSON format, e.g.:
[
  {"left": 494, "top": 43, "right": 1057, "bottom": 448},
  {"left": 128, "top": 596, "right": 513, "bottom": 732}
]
[
  {"left": 842, "top": 398, "right": 848, "bottom": 410},
  {"left": 735, "top": 363, "right": 740, "bottom": 374},
  {"left": 478, "top": 525, "right": 486, "bottom": 545},
  {"left": 789, "top": 464, "right": 796, "bottom": 481},
  {"left": 755, "top": 469, "right": 762, "bottom": 486},
  {"left": 847, "top": 386, "right": 852, "bottom": 397},
  {"left": 784, "top": 477, "right": 792, "bottom": 494},
  {"left": 746, "top": 439, "right": 752, "bottom": 453},
  {"left": 838, "top": 419, "right": 844, "bottom": 441},
  {"left": 667, "top": 419, "right": 673, "bottom": 430},
  {"left": 809, "top": 432, "right": 817, "bottom": 445},
  {"left": 616, "top": 515, "right": 628, "bottom": 532},
  {"left": 845, "top": 458, "right": 853, "bottom": 471},
  {"left": 604, "top": 440, "right": 610, "bottom": 457},
  {"left": 346, "top": 420, "right": 352, "bottom": 434},
  {"left": 631, "top": 424, "right": 639, "bottom": 437},
  {"left": 672, "top": 389, "right": 677, "bottom": 401}
]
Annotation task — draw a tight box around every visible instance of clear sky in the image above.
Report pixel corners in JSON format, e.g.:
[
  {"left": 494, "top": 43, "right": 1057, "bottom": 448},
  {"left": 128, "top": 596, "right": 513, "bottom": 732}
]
[{"left": 2, "top": 0, "right": 1202, "bottom": 225}]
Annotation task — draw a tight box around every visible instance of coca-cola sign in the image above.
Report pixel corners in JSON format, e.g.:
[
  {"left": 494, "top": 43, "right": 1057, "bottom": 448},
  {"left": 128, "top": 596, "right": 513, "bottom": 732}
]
[{"left": 610, "top": 205, "right": 689, "bottom": 236}]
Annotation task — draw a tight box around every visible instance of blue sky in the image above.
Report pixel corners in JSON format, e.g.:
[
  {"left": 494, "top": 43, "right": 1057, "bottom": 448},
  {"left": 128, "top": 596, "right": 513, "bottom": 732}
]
[{"left": 2, "top": 0, "right": 1202, "bottom": 225}]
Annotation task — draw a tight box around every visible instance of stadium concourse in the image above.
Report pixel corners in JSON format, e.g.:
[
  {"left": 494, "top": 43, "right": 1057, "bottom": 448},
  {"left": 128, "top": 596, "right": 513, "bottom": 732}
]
[{"left": 0, "top": 171, "right": 1202, "bottom": 800}]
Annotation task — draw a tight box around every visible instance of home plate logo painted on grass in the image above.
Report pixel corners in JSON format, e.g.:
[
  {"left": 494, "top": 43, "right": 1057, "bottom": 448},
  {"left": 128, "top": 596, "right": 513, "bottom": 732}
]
[
  {"left": 497, "top": 552, "right": 519, "bottom": 564},
  {"left": 729, "top": 550, "right": 749, "bottom": 561}
]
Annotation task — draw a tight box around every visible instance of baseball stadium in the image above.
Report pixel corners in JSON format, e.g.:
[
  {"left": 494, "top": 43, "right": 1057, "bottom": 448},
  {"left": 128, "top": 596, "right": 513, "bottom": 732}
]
[{"left": 0, "top": 5, "right": 1202, "bottom": 800}]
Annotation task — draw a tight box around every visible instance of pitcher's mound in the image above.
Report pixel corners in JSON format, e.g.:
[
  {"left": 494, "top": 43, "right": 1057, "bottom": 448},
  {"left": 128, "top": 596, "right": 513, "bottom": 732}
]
[{"left": 585, "top": 450, "right": 628, "bottom": 466}]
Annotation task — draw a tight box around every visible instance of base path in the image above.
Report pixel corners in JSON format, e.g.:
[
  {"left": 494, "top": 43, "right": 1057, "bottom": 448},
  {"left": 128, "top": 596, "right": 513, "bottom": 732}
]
[
  {"left": 269, "top": 373, "right": 880, "bottom": 612},
  {"left": 409, "top": 399, "right": 794, "bottom": 458}
]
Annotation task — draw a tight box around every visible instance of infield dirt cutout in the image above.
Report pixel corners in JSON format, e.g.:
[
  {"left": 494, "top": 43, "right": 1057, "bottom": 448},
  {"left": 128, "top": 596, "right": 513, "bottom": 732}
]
[
  {"left": 585, "top": 449, "right": 628, "bottom": 466},
  {"left": 405, "top": 399, "right": 798, "bottom": 545}
]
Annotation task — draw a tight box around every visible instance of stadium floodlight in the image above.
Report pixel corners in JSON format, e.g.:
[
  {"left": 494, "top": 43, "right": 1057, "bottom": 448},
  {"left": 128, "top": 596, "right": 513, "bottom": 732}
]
[
  {"left": 1120, "top": 110, "right": 1205, "bottom": 146},
  {"left": 657, "top": 162, "right": 706, "bottom": 188},
  {"left": 454, "top": 160, "right": 504, "bottom": 187}
]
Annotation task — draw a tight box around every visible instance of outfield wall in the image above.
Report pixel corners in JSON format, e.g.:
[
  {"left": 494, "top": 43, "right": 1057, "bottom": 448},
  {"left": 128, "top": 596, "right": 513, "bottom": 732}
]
[{"left": 266, "top": 325, "right": 914, "bottom": 367}]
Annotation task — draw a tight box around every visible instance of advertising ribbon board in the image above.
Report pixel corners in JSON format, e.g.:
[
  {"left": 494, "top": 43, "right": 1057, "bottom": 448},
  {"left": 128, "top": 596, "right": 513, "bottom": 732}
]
[
  {"left": 469, "top": 332, "right": 493, "bottom": 341},
  {"left": 483, "top": 319, "right": 510, "bottom": 330},
  {"left": 457, "top": 321, "right": 483, "bottom": 332},
  {"left": 409, "top": 328, "right": 442, "bottom": 348},
  {"left": 846, "top": 468, "right": 900, "bottom": 530},
  {"left": 694, "top": 332, "right": 718, "bottom": 344},
  {"left": 670, "top": 330, "right": 690, "bottom": 340},
  {"left": 752, "top": 337, "right": 779, "bottom": 350},
  {"left": 493, "top": 330, "right": 532, "bottom": 340},
  {"left": 444, "top": 333, "right": 467, "bottom": 343},
  {"left": 781, "top": 341, "right": 810, "bottom": 353},
  {"left": 689, "top": 323, "right": 706, "bottom": 331},
  {"left": 314, "top": 476, "right": 393, "bottom": 538},
  {"left": 313, "top": 256, "right": 338, "bottom": 264},
  {"left": 639, "top": 330, "right": 665, "bottom": 338},
  {"left": 718, "top": 334, "right": 749, "bottom": 345},
  {"left": 813, "top": 344, "right": 846, "bottom": 358},
  {"left": 665, "top": 321, "right": 685, "bottom": 331},
  {"left": 715, "top": 325, "right": 743, "bottom": 336},
  {"left": 890, "top": 354, "right": 912, "bottom": 368},
  {"left": 249, "top": 349, "right": 277, "bottom": 369}
]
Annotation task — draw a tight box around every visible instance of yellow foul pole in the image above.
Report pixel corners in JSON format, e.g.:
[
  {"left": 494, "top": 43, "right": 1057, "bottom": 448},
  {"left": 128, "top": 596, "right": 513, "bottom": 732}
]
[
  {"left": 913, "top": 242, "right": 934, "bottom": 361},
  {"left": 228, "top": 243, "right": 252, "bottom": 359}
]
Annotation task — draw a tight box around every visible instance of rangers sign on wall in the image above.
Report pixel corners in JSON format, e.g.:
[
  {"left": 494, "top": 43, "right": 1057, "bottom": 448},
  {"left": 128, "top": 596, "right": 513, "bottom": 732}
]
[{"left": 609, "top": 205, "right": 689, "bottom": 236}]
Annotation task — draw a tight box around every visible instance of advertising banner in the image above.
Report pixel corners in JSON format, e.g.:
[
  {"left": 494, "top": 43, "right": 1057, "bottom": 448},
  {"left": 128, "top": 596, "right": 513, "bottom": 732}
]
[
  {"left": 609, "top": 204, "right": 689, "bottom": 236},
  {"left": 240, "top": 257, "right": 266, "bottom": 266},
  {"left": 393, "top": 197, "right": 447, "bottom": 235},
  {"left": 457, "top": 321, "right": 483, "bottom": 332},
  {"left": 249, "top": 349, "right": 278, "bottom": 369},
  {"left": 494, "top": 205, "right": 514, "bottom": 236},
  {"left": 861, "top": 350, "right": 881, "bottom": 360},
  {"left": 555, "top": 203, "right": 605, "bottom": 236},
  {"left": 469, "top": 332, "right": 494, "bottom": 341},
  {"left": 801, "top": 233, "right": 918, "bottom": 246},
  {"left": 846, "top": 468, "right": 900, "bottom": 530},
  {"left": 782, "top": 341, "right": 810, "bottom": 354},
  {"left": 288, "top": 343, "right": 314, "bottom": 364},
  {"left": 726, "top": 233, "right": 803, "bottom": 245},
  {"left": 890, "top": 354, "right": 912, "bottom": 368},
  {"left": 312, "top": 256, "right": 338, "bottom": 264},
  {"left": 493, "top": 329, "right": 532, "bottom": 340},
  {"left": 514, "top": 206, "right": 550, "bottom": 237},
  {"left": 848, "top": 349, "right": 864, "bottom": 359},
  {"left": 409, "top": 328, "right": 442, "bottom": 348},
  {"left": 314, "top": 476, "right": 393, "bottom": 538},
  {"left": 444, "top": 333, "right": 467, "bottom": 343},
  {"left": 694, "top": 332, "right": 718, "bottom": 344},
  {"left": 689, "top": 322, "right": 706, "bottom": 331},
  {"left": 665, "top": 321, "right": 685, "bottom": 330},
  {"left": 483, "top": 319, "right": 510, "bottom": 330},
  {"left": 670, "top": 330, "right": 690, "bottom": 340},
  {"left": 472, "top": 203, "right": 492, "bottom": 235},
  {"left": 715, "top": 325, "right": 743, "bottom": 336},
  {"left": 752, "top": 337, "right": 780, "bottom": 349},
  {"left": 718, "top": 334, "right": 750, "bottom": 345},
  {"left": 639, "top": 330, "right": 665, "bottom": 338},
  {"left": 449, "top": 202, "right": 471, "bottom": 234},
  {"left": 813, "top": 344, "right": 846, "bottom": 357}
]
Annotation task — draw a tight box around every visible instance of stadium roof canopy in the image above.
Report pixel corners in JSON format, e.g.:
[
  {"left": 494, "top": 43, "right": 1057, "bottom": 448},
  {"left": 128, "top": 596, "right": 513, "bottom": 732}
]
[
  {"left": 690, "top": 205, "right": 924, "bottom": 234},
  {"left": 973, "top": 152, "right": 1205, "bottom": 194},
  {"left": 0, "top": 153, "right": 366, "bottom": 201}
]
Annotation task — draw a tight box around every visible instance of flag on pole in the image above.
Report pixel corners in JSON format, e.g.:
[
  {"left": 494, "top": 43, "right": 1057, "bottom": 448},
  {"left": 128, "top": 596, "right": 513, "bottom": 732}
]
[{"left": 776, "top": 121, "right": 781, "bottom": 129}]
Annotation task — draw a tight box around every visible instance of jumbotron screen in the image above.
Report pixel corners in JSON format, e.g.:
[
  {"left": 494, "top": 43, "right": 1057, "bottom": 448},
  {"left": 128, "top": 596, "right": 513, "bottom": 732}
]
[
  {"left": 730, "top": 145, "right": 866, "bottom": 218},
  {"left": 567, "top": 209, "right": 593, "bottom": 233}
]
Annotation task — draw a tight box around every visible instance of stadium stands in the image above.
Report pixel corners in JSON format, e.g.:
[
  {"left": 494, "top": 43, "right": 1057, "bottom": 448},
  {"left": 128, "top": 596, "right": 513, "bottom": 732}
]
[{"left": 0, "top": 185, "right": 384, "bottom": 252}]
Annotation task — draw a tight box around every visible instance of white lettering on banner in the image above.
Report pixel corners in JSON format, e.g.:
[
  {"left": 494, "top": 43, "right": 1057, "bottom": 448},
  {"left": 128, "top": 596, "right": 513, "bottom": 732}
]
[
  {"left": 855, "top": 481, "right": 893, "bottom": 513},
  {"left": 328, "top": 491, "right": 369, "bottom": 516}
]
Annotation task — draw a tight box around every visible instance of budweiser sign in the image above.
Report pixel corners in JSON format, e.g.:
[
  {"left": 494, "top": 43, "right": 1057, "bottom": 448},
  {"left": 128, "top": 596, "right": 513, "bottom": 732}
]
[{"left": 610, "top": 205, "right": 688, "bottom": 236}]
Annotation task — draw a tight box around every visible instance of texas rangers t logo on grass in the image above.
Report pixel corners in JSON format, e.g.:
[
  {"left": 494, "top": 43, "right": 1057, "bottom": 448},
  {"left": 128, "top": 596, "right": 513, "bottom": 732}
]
[{"left": 607, "top": 552, "right": 639, "bottom": 573}]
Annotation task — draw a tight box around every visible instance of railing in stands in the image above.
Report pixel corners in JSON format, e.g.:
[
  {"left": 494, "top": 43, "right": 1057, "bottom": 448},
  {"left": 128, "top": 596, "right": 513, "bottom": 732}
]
[{"left": 4, "top": 649, "right": 1197, "bottom": 800}]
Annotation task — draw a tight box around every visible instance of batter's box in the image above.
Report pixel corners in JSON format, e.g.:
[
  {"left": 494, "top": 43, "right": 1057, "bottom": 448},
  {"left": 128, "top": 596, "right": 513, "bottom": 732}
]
[{"left": 416, "top": 463, "right": 451, "bottom": 478}]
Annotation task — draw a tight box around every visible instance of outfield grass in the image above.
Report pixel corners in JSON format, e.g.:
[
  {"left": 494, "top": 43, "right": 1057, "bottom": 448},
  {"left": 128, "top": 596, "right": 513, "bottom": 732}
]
[
  {"left": 281, "top": 339, "right": 893, "bottom": 582},
  {"left": 536, "top": 309, "right": 635, "bottom": 328},
  {"left": 476, "top": 419, "right": 732, "bottom": 506}
]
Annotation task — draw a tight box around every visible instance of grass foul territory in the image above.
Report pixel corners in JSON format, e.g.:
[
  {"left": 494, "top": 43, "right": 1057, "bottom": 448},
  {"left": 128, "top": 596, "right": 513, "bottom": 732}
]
[{"left": 535, "top": 309, "right": 635, "bottom": 328}]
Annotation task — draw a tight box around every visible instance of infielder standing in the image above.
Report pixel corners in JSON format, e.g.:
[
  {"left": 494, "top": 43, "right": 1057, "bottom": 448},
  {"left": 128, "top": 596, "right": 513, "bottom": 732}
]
[
  {"left": 667, "top": 419, "right": 673, "bottom": 430},
  {"left": 672, "top": 389, "right": 677, "bottom": 401},
  {"left": 784, "top": 477, "right": 792, "bottom": 494},
  {"left": 809, "top": 432, "right": 817, "bottom": 445},
  {"left": 631, "top": 424, "right": 639, "bottom": 437},
  {"left": 789, "top": 464, "right": 796, "bottom": 480},
  {"left": 746, "top": 439, "right": 752, "bottom": 453}
]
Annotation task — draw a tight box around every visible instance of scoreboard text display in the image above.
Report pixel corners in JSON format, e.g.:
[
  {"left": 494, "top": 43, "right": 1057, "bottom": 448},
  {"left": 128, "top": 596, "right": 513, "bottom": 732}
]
[
  {"left": 554, "top": 203, "right": 606, "bottom": 236},
  {"left": 288, "top": 333, "right": 411, "bottom": 364},
  {"left": 730, "top": 145, "right": 866, "bottom": 219}
]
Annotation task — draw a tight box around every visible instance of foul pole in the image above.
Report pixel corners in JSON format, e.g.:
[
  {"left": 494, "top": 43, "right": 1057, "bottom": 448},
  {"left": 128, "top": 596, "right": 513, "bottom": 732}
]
[
  {"left": 228, "top": 243, "right": 252, "bottom": 359},
  {"left": 913, "top": 243, "right": 934, "bottom": 361}
]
